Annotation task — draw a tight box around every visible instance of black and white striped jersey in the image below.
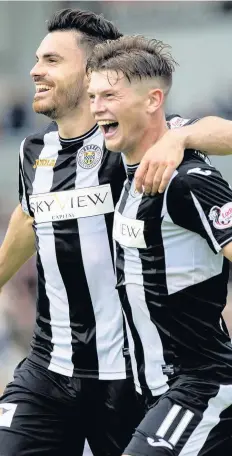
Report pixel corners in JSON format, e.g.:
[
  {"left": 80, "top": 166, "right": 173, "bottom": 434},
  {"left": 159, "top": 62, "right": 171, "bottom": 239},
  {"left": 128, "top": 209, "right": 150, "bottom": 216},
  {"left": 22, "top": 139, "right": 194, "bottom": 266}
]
[
  {"left": 114, "top": 150, "right": 232, "bottom": 396},
  {"left": 19, "top": 122, "right": 130, "bottom": 379},
  {"left": 18, "top": 115, "right": 195, "bottom": 379}
]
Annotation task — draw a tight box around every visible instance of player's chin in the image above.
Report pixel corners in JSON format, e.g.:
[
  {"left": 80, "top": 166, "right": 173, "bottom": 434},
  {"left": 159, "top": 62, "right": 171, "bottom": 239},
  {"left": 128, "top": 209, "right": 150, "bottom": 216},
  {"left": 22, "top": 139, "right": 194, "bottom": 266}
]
[
  {"left": 32, "top": 101, "right": 54, "bottom": 115},
  {"left": 104, "top": 138, "right": 122, "bottom": 154}
]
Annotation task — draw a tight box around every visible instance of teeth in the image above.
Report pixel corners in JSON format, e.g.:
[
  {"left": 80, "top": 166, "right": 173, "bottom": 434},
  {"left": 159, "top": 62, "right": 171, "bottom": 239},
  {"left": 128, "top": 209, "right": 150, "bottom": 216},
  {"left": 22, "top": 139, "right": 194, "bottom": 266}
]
[
  {"left": 35, "top": 85, "right": 52, "bottom": 93},
  {"left": 98, "top": 120, "right": 117, "bottom": 126}
]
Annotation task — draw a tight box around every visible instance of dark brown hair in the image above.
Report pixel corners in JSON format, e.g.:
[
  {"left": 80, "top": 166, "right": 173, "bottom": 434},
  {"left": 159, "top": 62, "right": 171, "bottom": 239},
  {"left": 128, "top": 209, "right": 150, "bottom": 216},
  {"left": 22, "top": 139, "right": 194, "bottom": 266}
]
[
  {"left": 47, "top": 8, "right": 123, "bottom": 57},
  {"left": 87, "top": 35, "right": 177, "bottom": 94}
]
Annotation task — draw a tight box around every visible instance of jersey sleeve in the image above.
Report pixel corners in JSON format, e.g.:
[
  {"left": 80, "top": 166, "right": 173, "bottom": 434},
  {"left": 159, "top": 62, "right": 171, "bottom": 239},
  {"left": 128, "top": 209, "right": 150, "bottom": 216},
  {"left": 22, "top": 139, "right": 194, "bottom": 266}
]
[
  {"left": 166, "top": 162, "right": 232, "bottom": 253},
  {"left": 166, "top": 114, "right": 200, "bottom": 129},
  {"left": 19, "top": 139, "right": 30, "bottom": 215}
]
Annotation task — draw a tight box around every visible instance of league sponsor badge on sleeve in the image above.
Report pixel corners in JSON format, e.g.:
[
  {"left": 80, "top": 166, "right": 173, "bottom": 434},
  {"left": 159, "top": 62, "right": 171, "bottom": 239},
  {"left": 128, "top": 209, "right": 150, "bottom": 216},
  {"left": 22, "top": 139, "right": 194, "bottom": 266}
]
[{"left": 209, "top": 202, "right": 232, "bottom": 229}]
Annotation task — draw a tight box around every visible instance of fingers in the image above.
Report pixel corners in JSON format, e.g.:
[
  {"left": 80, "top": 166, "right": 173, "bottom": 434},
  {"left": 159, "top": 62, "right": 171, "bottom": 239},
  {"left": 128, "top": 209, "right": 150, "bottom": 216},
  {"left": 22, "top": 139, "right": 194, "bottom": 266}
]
[
  {"left": 156, "top": 163, "right": 176, "bottom": 194},
  {"left": 144, "top": 163, "right": 166, "bottom": 195},
  {"left": 135, "top": 159, "right": 178, "bottom": 195},
  {"left": 134, "top": 160, "right": 149, "bottom": 193}
]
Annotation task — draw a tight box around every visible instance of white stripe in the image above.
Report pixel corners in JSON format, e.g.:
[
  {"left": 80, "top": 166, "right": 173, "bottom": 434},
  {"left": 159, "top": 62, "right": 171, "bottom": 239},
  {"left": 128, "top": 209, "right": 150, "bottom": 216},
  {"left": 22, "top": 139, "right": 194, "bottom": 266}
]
[
  {"left": 161, "top": 181, "right": 223, "bottom": 295},
  {"left": 161, "top": 211, "right": 223, "bottom": 295},
  {"left": 190, "top": 191, "right": 221, "bottom": 253},
  {"left": 76, "top": 132, "right": 126, "bottom": 379},
  {"left": 156, "top": 404, "right": 182, "bottom": 438},
  {"left": 19, "top": 138, "right": 30, "bottom": 215},
  {"left": 161, "top": 170, "right": 178, "bottom": 218},
  {"left": 19, "top": 138, "right": 26, "bottom": 167},
  {"left": 169, "top": 409, "right": 194, "bottom": 446},
  {"left": 179, "top": 384, "right": 232, "bottom": 456},
  {"left": 32, "top": 131, "right": 74, "bottom": 376}
]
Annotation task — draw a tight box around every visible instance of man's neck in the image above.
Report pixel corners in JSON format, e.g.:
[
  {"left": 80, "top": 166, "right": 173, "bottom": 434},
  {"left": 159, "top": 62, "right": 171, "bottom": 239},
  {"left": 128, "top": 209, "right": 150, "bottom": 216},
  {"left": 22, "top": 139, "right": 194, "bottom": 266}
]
[
  {"left": 126, "top": 117, "right": 168, "bottom": 165},
  {"left": 57, "top": 103, "right": 96, "bottom": 139}
]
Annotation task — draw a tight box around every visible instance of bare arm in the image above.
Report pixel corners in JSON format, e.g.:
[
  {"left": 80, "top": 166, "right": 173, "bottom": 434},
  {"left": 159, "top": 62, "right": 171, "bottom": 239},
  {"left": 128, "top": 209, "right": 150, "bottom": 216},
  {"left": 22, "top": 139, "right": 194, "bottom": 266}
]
[
  {"left": 0, "top": 204, "right": 36, "bottom": 288},
  {"left": 181, "top": 116, "right": 232, "bottom": 156},
  {"left": 135, "top": 116, "right": 232, "bottom": 194},
  {"left": 223, "top": 243, "right": 232, "bottom": 263}
]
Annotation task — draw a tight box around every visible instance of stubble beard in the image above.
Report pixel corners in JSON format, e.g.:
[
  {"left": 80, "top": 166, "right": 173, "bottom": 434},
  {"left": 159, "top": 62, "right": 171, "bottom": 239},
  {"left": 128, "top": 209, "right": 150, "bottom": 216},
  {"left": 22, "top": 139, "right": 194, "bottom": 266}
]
[{"left": 32, "top": 85, "right": 82, "bottom": 120}]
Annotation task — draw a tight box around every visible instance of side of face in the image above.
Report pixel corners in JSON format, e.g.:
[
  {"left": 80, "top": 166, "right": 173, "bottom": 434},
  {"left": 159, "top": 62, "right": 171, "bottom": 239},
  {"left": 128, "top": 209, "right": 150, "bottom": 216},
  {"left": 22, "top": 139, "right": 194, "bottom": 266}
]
[
  {"left": 88, "top": 70, "right": 152, "bottom": 153},
  {"left": 30, "top": 31, "right": 88, "bottom": 119}
]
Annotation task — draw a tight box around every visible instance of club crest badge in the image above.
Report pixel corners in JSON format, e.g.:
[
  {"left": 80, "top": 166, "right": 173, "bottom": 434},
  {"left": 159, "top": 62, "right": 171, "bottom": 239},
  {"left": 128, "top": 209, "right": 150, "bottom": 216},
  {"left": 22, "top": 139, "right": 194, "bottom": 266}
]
[{"left": 77, "top": 144, "right": 103, "bottom": 169}]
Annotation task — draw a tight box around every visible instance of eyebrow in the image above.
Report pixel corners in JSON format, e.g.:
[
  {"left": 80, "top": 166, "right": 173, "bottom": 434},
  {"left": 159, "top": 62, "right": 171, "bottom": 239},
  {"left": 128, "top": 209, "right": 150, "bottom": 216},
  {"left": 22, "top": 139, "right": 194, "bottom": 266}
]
[
  {"left": 36, "top": 52, "right": 63, "bottom": 61},
  {"left": 87, "top": 88, "right": 116, "bottom": 95}
]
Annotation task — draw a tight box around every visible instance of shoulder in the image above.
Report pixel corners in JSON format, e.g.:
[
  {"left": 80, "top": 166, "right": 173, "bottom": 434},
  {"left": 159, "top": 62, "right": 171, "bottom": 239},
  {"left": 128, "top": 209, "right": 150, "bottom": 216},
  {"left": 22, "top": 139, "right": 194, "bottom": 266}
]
[
  {"left": 22, "top": 122, "right": 58, "bottom": 156},
  {"left": 170, "top": 149, "right": 226, "bottom": 192},
  {"left": 178, "top": 150, "right": 221, "bottom": 177}
]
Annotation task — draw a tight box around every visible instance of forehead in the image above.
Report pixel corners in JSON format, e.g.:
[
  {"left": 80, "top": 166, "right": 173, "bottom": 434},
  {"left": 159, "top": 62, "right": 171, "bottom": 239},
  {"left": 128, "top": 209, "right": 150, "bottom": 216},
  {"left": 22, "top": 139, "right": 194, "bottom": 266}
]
[
  {"left": 89, "top": 70, "right": 129, "bottom": 93},
  {"left": 36, "top": 31, "right": 84, "bottom": 59}
]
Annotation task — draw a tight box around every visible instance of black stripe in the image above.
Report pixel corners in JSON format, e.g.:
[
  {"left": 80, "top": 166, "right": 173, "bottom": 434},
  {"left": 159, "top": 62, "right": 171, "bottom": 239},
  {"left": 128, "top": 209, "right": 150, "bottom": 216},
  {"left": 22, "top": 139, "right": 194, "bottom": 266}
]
[
  {"left": 164, "top": 407, "right": 189, "bottom": 441},
  {"left": 59, "top": 124, "right": 98, "bottom": 144},
  {"left": 50, "top": 143, "right": 99, "bottom": 374},
  {"left": 99, "top": 147, "right": 126, "bottom": 268},
  {"left": 118, "top": 181, "right": 130, "bottom": 213},
  {"left": 138, "top": 193, "right": 168, "bottom": 296}
]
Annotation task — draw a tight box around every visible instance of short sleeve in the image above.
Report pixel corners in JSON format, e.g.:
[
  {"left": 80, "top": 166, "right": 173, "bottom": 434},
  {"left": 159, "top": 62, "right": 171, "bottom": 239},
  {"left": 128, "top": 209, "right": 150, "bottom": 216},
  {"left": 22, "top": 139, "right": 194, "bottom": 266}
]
[
  {"left": 166, "top": 114, "right": 200, "bottom": 129},
  {"left": 166, "top": 161, "right": 232, "bottom": 253}
]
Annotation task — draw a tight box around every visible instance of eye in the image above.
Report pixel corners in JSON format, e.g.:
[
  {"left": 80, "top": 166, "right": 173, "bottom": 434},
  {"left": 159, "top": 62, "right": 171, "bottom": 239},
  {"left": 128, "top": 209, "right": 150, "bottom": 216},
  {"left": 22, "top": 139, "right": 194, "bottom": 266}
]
[
  {"left": 105, "top": 93, "right": 113, "bottom": 98},
  {"left": 88, "top": 94, "right": 95, "bottom": 101}
]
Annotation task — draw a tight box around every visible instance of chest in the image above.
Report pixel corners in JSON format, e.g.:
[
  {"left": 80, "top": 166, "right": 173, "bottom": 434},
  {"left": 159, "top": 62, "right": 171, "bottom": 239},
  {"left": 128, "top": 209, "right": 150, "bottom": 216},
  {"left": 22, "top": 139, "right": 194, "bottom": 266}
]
[
  {"left": 114, "top": 181, "right": 165, "bottom": 249},
  {"left": 23, "top": 141, "right": 125, "bottom": 222}
]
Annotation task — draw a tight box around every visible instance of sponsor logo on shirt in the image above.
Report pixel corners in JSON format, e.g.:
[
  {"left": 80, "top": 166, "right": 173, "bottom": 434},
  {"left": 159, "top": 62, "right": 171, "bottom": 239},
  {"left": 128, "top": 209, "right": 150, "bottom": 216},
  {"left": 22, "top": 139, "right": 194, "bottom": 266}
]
[
  {"left": 77, "top": 144, "right": 103, "bottom": 169},
  {"left": 209, "top": 202, "right": 232, "bottom": 229},
  {"left": 33, "top": 159, "right": 56, "bottom": 168},
  {"left": 113, "top": 212, "right": 146, "bottom": 248},
  {"left": 29, "top": 184, "right": 114, "bottom": 223}
]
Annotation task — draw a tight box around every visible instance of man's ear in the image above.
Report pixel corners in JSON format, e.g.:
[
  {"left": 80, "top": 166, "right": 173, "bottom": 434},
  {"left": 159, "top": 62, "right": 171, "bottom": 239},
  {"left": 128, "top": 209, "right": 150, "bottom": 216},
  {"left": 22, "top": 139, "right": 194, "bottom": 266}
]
[{"left": 146, "top": 88, "right": 164, "bottom": 114}]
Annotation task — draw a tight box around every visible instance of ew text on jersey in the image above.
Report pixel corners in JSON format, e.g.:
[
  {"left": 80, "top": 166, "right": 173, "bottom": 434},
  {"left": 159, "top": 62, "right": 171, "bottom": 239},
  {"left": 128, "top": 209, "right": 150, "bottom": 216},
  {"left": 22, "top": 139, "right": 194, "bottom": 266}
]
[{"left": 113, "top": 211, "right": 146, "bottom": 248}]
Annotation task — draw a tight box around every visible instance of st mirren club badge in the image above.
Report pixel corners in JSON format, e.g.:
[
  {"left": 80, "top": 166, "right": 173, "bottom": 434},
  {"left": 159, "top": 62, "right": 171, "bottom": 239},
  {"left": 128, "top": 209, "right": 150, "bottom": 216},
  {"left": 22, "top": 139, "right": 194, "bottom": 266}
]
[{"left": 77, "top": 144, "right": 103, "bottom": 169}]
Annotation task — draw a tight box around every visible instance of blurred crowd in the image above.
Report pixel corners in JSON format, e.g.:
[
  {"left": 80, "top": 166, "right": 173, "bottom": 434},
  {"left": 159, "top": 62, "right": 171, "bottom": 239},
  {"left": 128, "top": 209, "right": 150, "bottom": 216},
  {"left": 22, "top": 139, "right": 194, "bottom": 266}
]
[{"left": 1, "top": 0, "right": 232, "bottom": 397}]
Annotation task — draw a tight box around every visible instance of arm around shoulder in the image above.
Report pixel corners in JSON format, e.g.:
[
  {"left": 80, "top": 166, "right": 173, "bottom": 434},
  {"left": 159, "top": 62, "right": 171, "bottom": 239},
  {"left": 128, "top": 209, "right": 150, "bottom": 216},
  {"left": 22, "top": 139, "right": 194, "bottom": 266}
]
[{"left": 181, "top": 116, "right": 232, "bottom": 156}]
